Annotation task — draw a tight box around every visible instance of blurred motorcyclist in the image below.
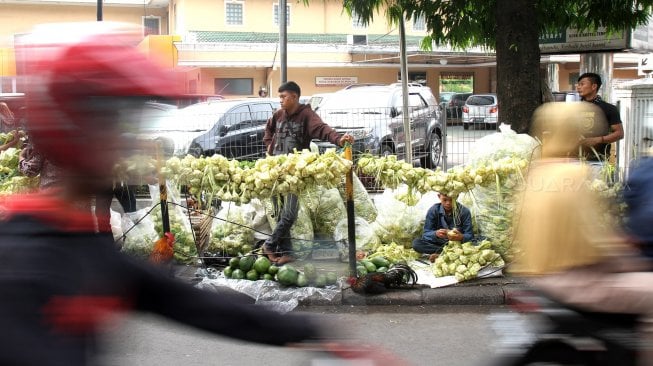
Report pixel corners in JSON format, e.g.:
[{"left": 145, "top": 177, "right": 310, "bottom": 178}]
[
  {"left": 0, "top": 22, "right": 333, "bottom": 365},
  {"left": 512, "top": 102, "right": 653, "bottom": 366}
]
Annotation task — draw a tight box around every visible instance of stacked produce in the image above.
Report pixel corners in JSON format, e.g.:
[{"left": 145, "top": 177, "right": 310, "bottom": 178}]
[
  {"left": 432, "top": 239, "right": 505, "bottom": 281},
  {"left": 165, "top": 149, "right": 352, "bottom": 205},
  {"left": 366, "top": 242, "right": 421, "bottom": 264},
  {"left": 222, "top": 256, "right": 338, "bottom": 288}
]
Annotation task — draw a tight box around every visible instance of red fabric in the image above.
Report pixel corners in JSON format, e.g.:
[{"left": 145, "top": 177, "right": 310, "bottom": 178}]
[
  {"left": 0, "top": 193, "right": 96, "bottom": 232},
  {"left": 42, "top": 295, "right": 131, "bottom": 335}
]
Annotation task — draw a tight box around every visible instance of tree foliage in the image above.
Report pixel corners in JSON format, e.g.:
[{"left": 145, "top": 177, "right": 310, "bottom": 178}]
[{"left": 342, "top": 0, "right": 653, "bottom": 132}]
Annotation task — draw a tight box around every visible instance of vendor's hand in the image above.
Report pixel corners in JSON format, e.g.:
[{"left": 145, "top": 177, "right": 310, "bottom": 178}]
[
  {"left": 448, "top": 229, "right": 463, "bottom": 242},
  {"left": 338, "top": 133, "right": 354, "bottom": 147},
  {"left": 580, "top": 136, "right": 602, "bottom": 147},
  {"left": 436, "top": 229, "right": 448, "bottom": 239}
]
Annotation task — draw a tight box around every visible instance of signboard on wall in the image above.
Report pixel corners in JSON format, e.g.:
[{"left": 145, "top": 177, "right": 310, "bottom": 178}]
[
  {"left": 539, "top": 21, "right": 653, "bottom": 54},
  {"left": 539, "top": 27, "right": 627, "bottom": 54},
  {"left": 315, "top": 76, "right": 358, "bottom": 87}
]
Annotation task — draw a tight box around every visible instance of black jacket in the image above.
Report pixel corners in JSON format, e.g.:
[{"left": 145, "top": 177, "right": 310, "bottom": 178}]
[{"left": 0, "top": 194, "right": 320, "bottom": 366}]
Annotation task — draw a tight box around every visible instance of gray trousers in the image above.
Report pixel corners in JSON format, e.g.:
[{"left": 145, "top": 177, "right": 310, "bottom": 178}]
[{"left": 412, "top": 237, "right": 448, "bottom": 255}]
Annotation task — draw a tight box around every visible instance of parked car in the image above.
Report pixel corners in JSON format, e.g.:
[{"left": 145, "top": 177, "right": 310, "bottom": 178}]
[
  {"left": 313, "top": 83, "right": 443, "bottom": 168},
  {"left": 462, "top": 93, "right": 498, "bottom": 130},
  {"left": 441, "top": 92, "right": 472, "bottom": 118},
  {"left": 144, "top": 98, "right": 279, "bottom": 159},
  {"left": 551, "top": 91, "right": 580, "bottom": 102},
  {"left": 308, "top": 93, "right": 332, "bottom": 111}
]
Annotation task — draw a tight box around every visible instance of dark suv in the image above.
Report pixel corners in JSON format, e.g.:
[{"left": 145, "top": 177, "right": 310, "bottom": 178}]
[
  {"left": 146, "top": 98, "right": 279, "bottom": 159},
  {"left": 313, "top": 83, "right": 443, "bottom": 168},
  {"left": 442, "top": 92, "right": 471, "bottom": 118}
]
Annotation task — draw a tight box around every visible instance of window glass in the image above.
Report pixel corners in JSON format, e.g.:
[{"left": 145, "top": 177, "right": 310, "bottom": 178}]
[
  {"left": 226, "top": 2, "right": 243, "bottom": 25},
  {"left": 249, "top": 103, "right": 274, "bottom": 124},
  {"left": 273, "top": 4, "right": 291, "bottom": 26},
  {"left": 214, "top": 78, "right": 253, "bottom": 95},
  {"left": 412, "top": 15, "right": 425, "bottom": 31},
  {"left": 143, "top": 16, "right": 160, "bottom": 36},
  {"left": 224, "top": 105, "right": 252, "bottom": 130},
  {"left": 352, "top": 10, "right": 365, "bottom": 29}
]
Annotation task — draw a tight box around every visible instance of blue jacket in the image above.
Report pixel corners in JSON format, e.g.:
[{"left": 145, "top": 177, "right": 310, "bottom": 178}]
[
  {"left": 421, "top": 202, "right": 474, "bottom": 244},
  {"left": 624, "top": 157, "right": 653, "bottom": 257}
]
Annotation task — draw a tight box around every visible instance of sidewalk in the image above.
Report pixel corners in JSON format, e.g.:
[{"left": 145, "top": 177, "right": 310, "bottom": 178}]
[{"left": 173, "top": 264, "right": 529, "bottom": 307}]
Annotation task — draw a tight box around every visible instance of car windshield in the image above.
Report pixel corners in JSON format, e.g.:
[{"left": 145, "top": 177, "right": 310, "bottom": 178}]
[
  {"left": 318, "top": 90, "right": 390, "bottom": 111},
  {"left": 439, "top": 93, "right": 454, "bottom": 103},
  {"left": 158, "top": 102, "right": 235, "bottom": 132},
  {"left": 467, "top": 95, "right": 495, "bottom": 106},
  {"left": 139, "top": 104, "right": 178, "bottom": 131}
]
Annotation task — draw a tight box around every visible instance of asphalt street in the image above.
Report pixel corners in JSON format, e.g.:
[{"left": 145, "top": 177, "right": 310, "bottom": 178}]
[{"left": 94, "top": 305, "right": 509, "bottom": 366}]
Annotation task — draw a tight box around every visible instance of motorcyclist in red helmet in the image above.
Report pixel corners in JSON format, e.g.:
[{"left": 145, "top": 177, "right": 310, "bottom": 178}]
[{"left": 0, "top": 22, "right": 332, "bottom": 365}]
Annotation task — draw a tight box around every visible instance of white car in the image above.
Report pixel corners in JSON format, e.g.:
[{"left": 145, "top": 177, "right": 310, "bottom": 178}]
[{"left": 462, "top": 94, "right": 498, "bottom": 130}]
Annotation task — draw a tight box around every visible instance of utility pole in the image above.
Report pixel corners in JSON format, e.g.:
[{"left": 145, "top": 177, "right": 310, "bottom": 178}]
[
  {"left": 398, "top": 17, "right": 412, "bottom": 163},
  {"left": 97, "top": 0, "right": 103, "bottom": 21},
  {"left": 279, "top": 0, "right": 287, "bottom": 84}
]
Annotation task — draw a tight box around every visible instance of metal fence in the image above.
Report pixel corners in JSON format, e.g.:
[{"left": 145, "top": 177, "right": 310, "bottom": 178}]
[{"left": 139, "top": 102, "right": 500, "bottom": 191}]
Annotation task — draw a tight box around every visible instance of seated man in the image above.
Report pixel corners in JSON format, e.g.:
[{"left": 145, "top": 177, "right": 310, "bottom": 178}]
[{"left": 412, "top": 193, "right": 474, "bottom": 262}]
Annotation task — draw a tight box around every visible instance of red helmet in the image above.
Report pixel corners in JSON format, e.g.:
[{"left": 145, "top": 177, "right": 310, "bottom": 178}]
[{"left": 18, "top": 22, "right": 181, "bottom": 175}]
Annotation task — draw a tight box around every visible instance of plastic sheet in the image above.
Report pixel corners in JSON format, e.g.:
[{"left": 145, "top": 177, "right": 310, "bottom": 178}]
[{"left": 196, "top": 274, "right": 340, "bottom": 313}]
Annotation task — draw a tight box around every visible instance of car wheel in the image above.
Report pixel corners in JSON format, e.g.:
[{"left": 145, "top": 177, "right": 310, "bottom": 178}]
[
  {"left": 463, "top": 123, "right": 470, "bottom": 130},
  {"left": 381, "top": 143, "right": 394, "bottom": 157},
  {"left": 421, "top": 132, "right": 442, "bottom": 169}
]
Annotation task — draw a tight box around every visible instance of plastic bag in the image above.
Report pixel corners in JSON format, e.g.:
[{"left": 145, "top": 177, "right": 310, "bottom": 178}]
[
  {"left": 120, "top": 208, "right": 159, "bottom": 259},
  {"left": 464, "top": 128, "right": 538, "bottom": 258},
  {"left": 333, "top": 216, "right": 381, "bottom": 259},
  {"left": 371, "top": 189, "right": 424, "bottom": 248},
  {"left": 249, "top": 198, "right": 272, "bottom": 240},
  {"left": 338, "top": 173, "right": 378, "bottom": 223},
  {"left": 265, "top": 196, "right": 314, "bottom": 260},
  {"left": 302, "top": 186, "right": 347, "bottom": 238},
  {"left": 110, "top": 209, "right": 124, "bottom": 243},
  {"left": 207, "top": 202, "right": 257, "bottom": 256},
  {"left": 149, "top": 184, "right": 197, "bottom": 264}
]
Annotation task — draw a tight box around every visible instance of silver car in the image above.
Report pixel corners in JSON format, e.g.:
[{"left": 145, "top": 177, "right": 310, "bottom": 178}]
[{"left": 462, "top": 93, "right": 498, "bottom": 130}]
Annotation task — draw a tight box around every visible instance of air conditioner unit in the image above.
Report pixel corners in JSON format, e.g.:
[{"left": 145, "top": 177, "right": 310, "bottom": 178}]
[{"left": 347, "top": 34, "right": 368, "bottom": 45}]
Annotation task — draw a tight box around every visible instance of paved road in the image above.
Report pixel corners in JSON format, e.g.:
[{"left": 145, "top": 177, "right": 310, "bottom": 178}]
[{"left": 94, "top": 305, "right": 507, "bottom": 366}]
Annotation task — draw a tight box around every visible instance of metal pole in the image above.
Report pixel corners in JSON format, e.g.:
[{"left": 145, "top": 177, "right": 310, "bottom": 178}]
[
  {"left": 96, "top": 0, "right": 103, "bottom": 21},
  {"left": 279, "top": 0, "right": 287, "bottom": 84},
  {"left": 399, "top": 18, "right": 412, "bottom": 163},
  {"left": 344, "top": 145, "right": 357, "bottom": 277}
]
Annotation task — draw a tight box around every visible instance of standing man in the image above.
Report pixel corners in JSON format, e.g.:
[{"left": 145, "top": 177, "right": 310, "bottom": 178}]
[
  {"left": 576, "top": 72, "right": 624, "bottom": 163},
  {"left": 263, "top": 81, "right": 353, "bottom": 264},
  {"left": 412, "top": 193, "right": 474, "bottom": 263}
]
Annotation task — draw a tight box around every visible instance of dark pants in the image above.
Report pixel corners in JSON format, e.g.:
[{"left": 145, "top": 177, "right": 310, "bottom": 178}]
[
  {"left": 267, "top": 193, "right": 299, "bottom": 255},
  {"left": 95, "top": 185, "right": 137, "bottom": 233},
  {"left": 412, "top": 237, "right": 448, "bottom": 255}
]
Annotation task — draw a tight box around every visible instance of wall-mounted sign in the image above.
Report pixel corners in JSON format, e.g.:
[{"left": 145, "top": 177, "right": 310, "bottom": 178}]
[
  {"left": 539, "top": 22, "right": 653, "bottom": 55},
  {"left": 539, "top": 27, "right": 626, "bottom": 54},
  {"left": 315, "top": 76, "right": 358, "bottom": 87}
]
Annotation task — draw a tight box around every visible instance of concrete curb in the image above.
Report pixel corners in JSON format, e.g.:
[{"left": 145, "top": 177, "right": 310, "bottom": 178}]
[{"left": 174, "top": 265, "right": 530, "bottom": 307}]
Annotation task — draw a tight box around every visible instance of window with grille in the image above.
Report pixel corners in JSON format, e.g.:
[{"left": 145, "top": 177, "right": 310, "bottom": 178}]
[
  {"left": 273, "top": 3, "right": 291, "bottom": 26},
  {"left": 413, "top": 15, "right": 425, "bottom": 31},
  {"left": 225, "top": 1, "right": 244, "bottom": 26},
  {"left": 143, "top": 16, "right": 161, "bottom": 36},
  {"left": 352, "top": 10, "right": 365, "bottom": 29}
]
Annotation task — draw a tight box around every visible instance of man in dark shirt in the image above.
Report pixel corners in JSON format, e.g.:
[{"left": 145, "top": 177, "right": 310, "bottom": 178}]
[
  {"left": 262, "top": 81, "right": 353, "bottom": 264},
  {"left": 576, "top": 72, "right": 624, "bottom": 162},
  {"left": 412, "top": 193, "right": 474, "bottom": 262}
]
